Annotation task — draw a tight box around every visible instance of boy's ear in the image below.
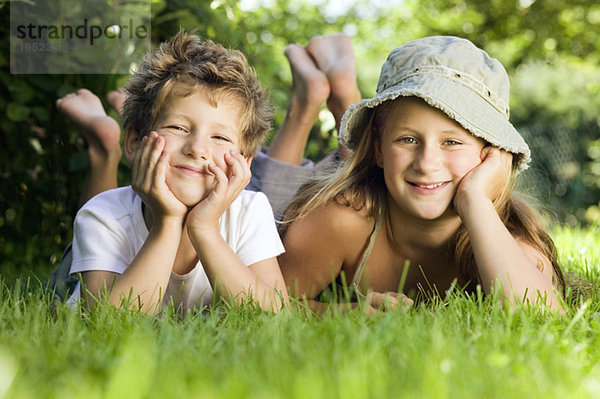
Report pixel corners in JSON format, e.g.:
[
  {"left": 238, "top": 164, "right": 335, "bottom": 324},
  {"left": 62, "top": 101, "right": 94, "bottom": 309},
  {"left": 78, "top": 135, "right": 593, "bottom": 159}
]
[
  {"left": 123, "top": 126, "right": 141, "bottom": 163},
  {"left": 245, "top": 156, "right": 252, "bottom": 167}
]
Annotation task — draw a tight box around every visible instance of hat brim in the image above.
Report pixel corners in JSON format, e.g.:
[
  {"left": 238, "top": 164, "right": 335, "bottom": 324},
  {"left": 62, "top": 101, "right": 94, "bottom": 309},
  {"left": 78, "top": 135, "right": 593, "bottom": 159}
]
[{"left": 339, "top": 74, "right": 531, "bottom": 172}]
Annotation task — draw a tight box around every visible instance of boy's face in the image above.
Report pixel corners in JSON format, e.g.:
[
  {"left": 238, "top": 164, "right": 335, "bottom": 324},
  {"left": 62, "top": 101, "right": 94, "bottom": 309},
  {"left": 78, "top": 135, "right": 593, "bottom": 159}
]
[{"left": 150, "top": 89, "right": 246, "bottom": 207}]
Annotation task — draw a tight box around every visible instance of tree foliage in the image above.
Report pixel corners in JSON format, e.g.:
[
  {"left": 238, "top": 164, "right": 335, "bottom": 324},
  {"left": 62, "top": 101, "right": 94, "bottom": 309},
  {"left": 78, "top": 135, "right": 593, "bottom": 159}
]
[{"left": 1, "top": 0, "right": 599, "bottom": 273}]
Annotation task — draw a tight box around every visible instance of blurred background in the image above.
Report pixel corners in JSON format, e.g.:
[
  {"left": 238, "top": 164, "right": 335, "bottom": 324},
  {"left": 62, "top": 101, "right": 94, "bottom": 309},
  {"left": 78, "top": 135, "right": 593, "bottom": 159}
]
[{"left": 1, "top": 0, "right": 599, "bottom": 277}]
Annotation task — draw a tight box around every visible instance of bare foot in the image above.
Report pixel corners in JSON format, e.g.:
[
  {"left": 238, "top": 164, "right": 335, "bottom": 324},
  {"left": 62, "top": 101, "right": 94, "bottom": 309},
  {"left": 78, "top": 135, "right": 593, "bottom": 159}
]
[
  {"left": 106, "top": 88, "right": 127, "bottom": 116},
  {"left": 56, "top": 89, "right": 121, "bottom": 157},
  {"left": 56, "top": 89, "right": 122, "bottom": 205},
  {"left": 267, "top": 44, "right": 331, "bottom": 165},
  {"left": 305, "top": 34, "right": 361, "bottom": 131},
  {"left": 284, "top": 43, "right": 330, "bottom": 126}
]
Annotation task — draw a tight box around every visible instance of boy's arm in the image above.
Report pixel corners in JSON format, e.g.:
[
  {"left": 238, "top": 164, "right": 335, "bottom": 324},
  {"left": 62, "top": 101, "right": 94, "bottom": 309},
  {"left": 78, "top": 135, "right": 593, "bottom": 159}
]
[
  {"left": 80, "top": 132, "right": 187, "bottom": 313},
  {"left": 81, "top": 217, "right": 183, "bottom": 313},
  {"left": 186, "top": 150, "right": 289, "bottom": 311},
  {"left": 191, "top": 235, "right": 288, "bottom": 311},
  {"left": 454, "top": 147, "right": 563, "bottom": 311}
]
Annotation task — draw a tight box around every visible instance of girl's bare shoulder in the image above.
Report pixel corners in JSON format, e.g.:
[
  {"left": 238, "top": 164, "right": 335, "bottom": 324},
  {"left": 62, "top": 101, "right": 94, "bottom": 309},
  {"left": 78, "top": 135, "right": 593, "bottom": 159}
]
[
  {"left": 303, "top": 199, "right": 372, "bottom": 234},
  {"left": 282, "top": 199, "right": 375, "bottom": 252}
]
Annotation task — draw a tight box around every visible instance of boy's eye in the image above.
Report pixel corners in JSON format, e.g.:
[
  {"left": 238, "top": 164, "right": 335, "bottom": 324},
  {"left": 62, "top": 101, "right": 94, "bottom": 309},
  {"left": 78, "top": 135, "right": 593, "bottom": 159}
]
[
  {"left": 165, "top": 125, "right": 189, "bottom": 134},
  {"left": 213, "top": 135, "right": 232, "bottom": 142}
]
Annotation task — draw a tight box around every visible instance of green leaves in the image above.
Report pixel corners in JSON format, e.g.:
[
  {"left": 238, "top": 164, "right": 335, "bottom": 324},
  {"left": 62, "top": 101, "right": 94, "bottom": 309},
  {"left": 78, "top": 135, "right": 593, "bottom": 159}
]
[
  {"left": 5, "top": 103, "right": 30, "bottom": 122},
  {"left": 2, "top": 0, "right": 600, "bottom": 276}
]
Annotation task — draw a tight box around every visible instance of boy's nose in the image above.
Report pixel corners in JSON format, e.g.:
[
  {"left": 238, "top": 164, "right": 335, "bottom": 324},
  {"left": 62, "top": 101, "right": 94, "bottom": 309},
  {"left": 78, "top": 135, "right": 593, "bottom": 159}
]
[
  {"left": 184, "top": 134, "right": 209, "bottom": 159},
  {"left": 413, "top": 143, "right": 442, "bottom": 173}
]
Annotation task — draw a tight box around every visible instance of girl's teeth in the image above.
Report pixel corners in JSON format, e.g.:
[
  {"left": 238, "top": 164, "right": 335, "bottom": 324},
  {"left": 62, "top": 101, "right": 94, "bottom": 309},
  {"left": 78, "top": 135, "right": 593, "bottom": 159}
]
[{"left": 417, "top": 183, "right": 443, "bottom": 189}]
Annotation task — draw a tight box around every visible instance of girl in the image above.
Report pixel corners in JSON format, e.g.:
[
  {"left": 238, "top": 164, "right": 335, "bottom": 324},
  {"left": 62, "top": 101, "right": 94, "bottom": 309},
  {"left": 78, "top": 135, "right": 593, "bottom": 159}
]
[{"left": 279, "top": 36, "right": 566, "bottom": 313}]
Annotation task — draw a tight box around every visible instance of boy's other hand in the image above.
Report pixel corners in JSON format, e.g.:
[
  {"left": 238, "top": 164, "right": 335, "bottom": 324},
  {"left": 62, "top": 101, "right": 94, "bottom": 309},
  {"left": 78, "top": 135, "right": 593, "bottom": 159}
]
[
  {"left": 186, "top": 150, "right": 251, "bottom": 235},
  {"left": 131, "top": 131, "right": 188, "bottom": 221}
]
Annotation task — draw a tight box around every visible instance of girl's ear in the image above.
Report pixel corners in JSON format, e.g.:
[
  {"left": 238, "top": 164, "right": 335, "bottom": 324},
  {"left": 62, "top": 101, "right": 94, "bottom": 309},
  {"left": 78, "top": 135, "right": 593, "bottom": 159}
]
[
  {"left": 123, "top": 126, "right": 141, "bottom": 162},
  {"left": 245, "top": 156, "right": 253, "bottom": 167},
  {"left": 480, "top": 143, "right": 492, "bottom": 161}
]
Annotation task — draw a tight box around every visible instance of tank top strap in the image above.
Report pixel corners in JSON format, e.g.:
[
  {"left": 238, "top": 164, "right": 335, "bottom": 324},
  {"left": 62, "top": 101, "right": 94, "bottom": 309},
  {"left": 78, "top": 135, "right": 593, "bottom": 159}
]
[{"left": 349, "top": 211, "right": 384, "bottom": 295}]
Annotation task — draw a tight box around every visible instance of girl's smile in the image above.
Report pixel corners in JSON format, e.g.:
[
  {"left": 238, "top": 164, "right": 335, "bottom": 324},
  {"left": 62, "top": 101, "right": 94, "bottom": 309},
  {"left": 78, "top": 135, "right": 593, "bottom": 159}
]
[{"left": 407, "top": 180, "right": 451, "bottom": 195}]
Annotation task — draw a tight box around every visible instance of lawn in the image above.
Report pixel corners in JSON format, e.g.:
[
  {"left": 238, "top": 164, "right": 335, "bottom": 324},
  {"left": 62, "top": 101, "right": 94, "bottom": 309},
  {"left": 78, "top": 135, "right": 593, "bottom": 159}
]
[{"left": 1, "top": 225, "right": 599, "bottom": 399}]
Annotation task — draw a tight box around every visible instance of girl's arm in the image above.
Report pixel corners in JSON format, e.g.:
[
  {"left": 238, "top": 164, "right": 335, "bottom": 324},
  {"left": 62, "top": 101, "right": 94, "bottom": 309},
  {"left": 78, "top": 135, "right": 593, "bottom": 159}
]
[
  {"left": 279, "top": 203, "right": 358, "bottom": 301},
  {"left": 459, "top": 197, "right": 561, "bottom": 309},
  {"left": 186, "top": 151, "right": 288, "bottom": 312},
  {"left": 455, "top": 147, "right": 563, "bottom": 311}
]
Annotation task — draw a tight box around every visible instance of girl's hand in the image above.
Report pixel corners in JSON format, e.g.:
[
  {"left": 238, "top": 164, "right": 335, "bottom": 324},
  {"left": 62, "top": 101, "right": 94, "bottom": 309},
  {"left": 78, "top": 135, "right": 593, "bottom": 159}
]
[
  {"left": 131, "top": 131, "right": 188, "bottom": 222},
  {"left": 364, "top": 291, "right": 413, "bottom": 314},
  {"left": 186, "top": 150, "right": 251, "bottom": 235},
  {"left": 453, "top": 146, "right": 513, "bottom": 217}
]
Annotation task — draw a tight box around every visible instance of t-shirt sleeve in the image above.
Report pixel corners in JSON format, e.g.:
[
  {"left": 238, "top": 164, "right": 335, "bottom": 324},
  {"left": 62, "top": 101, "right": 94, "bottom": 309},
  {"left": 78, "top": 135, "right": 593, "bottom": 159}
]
[
  {"left": 70, "top": 206, "right": 134, "bottom": 276},
  {"left": 232, "top": 192, "right": 285, "bottom": 267}
]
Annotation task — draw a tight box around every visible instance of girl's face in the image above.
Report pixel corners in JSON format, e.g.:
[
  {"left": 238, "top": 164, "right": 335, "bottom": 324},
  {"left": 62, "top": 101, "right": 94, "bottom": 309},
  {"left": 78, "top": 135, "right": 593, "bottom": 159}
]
[{"left": 375, "top": 97, "right": 486, "bottom": 221}]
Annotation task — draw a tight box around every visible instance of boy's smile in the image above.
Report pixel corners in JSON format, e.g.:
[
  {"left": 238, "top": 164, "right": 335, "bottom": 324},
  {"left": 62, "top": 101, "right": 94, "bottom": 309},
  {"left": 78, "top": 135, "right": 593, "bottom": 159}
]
[
  {"left": 375, "top": 96, "right": 486, "bottom": 221},
  {"left": 152, "top": 88, "right": 244, "bottom": 207}
]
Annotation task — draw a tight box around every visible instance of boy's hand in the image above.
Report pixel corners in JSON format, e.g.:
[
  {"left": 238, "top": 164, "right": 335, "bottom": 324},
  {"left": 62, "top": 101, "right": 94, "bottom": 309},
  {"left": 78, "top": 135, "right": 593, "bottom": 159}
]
[
  {"left": 131, "top": 131, "right": 188, "bottom": 221},
  {"left": 186, "top": 150, "right": 251, "bottom": 234},
  {"left": 453, "top": 146, "right": 513, "bottom": 216}
]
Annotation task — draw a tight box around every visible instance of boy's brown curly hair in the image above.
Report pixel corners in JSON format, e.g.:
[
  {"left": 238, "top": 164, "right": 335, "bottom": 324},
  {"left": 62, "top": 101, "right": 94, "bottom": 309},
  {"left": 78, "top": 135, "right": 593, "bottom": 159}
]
[{"left": 121, "top": 29, "right": 272, "bottom": 157}]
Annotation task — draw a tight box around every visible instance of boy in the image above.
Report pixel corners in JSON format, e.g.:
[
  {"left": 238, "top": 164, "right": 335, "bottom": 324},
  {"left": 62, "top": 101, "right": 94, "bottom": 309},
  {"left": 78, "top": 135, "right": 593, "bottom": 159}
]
[{"left": 61, "top": 31, "right": 288, "bottom": 314}]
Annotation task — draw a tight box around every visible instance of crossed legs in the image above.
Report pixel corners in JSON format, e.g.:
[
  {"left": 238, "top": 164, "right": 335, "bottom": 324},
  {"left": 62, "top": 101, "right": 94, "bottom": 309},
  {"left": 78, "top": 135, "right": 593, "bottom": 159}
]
[{"left": 267, "top": 33, "right": 361, "bottom": 164}]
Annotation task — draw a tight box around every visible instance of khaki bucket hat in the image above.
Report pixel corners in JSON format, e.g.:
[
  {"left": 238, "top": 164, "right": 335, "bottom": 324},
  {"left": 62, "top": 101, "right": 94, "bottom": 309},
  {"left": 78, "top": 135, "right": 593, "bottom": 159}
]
[{"left": 338, "top": 36, "right": 531, "bottom": 172}]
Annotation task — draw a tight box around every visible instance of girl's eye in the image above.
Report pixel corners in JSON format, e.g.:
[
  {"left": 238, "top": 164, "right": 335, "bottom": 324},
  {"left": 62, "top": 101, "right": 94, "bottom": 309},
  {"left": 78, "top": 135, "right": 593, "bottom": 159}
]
[
  {"left": 445, "top": 139, "right": 462, "bottom": 146},
  {"left": 397, "top": 137, "right": 417, "bottom": 144}
]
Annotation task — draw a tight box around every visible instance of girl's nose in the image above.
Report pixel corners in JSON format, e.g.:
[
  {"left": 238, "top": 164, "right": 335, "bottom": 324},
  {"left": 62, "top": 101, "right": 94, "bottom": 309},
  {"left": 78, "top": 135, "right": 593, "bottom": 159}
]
[{"left": 412, "top": 143, "right": 442, "bottom": 173}]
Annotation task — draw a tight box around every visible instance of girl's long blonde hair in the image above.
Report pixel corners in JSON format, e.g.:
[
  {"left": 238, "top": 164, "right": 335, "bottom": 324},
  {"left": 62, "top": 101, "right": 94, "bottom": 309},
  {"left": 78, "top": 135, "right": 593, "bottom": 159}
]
[{"left": 281, "top": 99, "right": 566, "bottom": 296}]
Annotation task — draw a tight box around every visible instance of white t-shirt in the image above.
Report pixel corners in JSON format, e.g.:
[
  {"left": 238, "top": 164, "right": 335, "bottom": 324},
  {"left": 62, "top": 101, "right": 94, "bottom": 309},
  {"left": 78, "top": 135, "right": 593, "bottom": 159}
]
[{"left": 67, "top": 187, "right": 284, "bottom": 311}]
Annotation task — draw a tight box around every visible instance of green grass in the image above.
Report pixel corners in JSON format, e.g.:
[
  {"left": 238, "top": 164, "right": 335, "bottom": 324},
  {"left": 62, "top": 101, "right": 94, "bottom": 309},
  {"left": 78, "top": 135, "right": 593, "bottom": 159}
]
[{"left": 1, "top": 225, "right": 600, "bottom": 399}]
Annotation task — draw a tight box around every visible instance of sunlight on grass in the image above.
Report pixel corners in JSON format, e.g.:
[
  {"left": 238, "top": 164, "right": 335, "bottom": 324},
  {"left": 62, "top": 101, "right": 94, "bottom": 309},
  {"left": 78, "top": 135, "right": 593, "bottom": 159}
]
[
  {"left": 0, "top": 347, "right": 17, "bottom": 399},
  {"left": 554, "top": 224, "right": 600, "bottom": 275},
  {"left": 1, "top": 225, "right": 599, "bottom": 398}
]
